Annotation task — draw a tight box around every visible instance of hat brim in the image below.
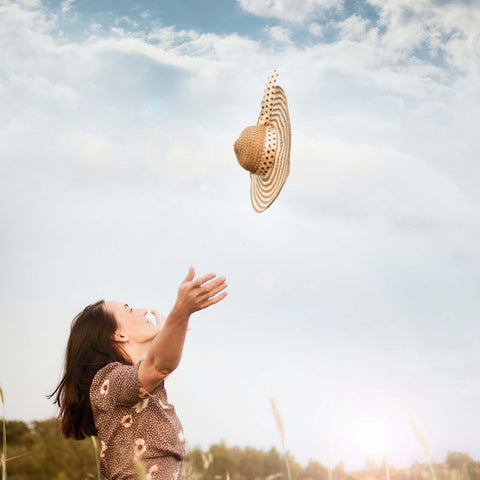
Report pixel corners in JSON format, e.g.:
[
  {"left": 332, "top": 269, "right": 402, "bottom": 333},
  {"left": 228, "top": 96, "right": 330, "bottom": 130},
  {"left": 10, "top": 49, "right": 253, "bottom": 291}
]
[{"left": 250, "top": 86, "right": 291, "bottom": 213}]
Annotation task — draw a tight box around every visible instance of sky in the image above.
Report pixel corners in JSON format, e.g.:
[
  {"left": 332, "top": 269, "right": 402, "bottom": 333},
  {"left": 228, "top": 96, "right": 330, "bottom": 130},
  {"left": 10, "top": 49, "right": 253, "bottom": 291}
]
[{"left": 1, "top": 0, "right": 480, "bottom": 471}]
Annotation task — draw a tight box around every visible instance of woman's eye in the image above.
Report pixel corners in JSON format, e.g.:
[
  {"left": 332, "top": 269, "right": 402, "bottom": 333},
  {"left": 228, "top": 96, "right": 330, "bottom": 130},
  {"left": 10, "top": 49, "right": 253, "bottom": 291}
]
[{"left": 130, "top": 308, "right": 133, "bottom": 313}]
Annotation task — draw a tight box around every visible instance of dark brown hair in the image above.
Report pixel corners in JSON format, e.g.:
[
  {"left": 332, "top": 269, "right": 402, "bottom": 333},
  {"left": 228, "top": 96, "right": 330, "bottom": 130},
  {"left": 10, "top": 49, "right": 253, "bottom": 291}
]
[{"left": 49, "top": 300, "right": 132, "bottom": 440}]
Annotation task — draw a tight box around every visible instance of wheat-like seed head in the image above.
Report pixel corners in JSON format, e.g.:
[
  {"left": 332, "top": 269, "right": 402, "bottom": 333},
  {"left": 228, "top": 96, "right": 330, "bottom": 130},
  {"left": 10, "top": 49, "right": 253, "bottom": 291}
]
[
  {"left": 268, "top": 394, "right": 291, "bottom": 480},
  {"left": 269, "top": 395, "right": 285, "bottom": 442},
  {"left": 409, "top": 417, "right": 431, "bottom": 459},
  {"left": 409, "top": 417, "right": 437, "bottom": 480}
]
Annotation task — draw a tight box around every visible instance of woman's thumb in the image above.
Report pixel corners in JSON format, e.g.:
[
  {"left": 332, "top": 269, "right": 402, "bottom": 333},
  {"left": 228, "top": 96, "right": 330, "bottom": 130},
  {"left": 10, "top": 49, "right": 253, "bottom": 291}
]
[{"left": 184, "top": 266, "right": 195, "bottom": 282}]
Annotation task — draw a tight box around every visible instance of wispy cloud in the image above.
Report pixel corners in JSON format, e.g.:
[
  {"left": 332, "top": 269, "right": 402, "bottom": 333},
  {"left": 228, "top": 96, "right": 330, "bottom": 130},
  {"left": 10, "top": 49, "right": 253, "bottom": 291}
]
[
  {"left": 237, "top": 0, "right": 340, "bottom": 23},
  {"left": 264, "top": 25, "right": 293, "bottom": 44},
  {"left": 61, "top": 0, "right": 75, "bottom": 15}
]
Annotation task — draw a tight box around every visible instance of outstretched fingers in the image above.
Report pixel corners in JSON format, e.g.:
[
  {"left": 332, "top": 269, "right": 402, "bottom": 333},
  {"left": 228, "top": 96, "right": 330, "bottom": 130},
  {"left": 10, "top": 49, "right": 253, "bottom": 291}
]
[
  {"left": 200, "top": 278, "right": 227, "bottom": 299},
  {"left": 202, "top": 291, "right": 228, "bottom": 309},
  {"left": 176, "top": 268, "right": 228, "bottom": 313},
  {"left": 193, "top": 272, "right": 217, "bottom": 287},
  {"left": 199, "top": 278, "right": 228, "bottom": 309}
]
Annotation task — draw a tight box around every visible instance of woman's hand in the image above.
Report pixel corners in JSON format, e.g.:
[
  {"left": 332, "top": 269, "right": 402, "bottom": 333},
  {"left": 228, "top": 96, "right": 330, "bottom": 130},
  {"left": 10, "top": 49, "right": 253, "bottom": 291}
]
[
  {"left": 173, "top": 266, "right": 228, "bottom": 316},
  {"left": 140, "top": 267, "right": 227, "bottom": 391}
]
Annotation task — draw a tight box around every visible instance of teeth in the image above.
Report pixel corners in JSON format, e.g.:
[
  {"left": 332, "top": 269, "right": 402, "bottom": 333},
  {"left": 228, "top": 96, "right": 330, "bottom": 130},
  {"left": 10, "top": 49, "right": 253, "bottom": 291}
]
[{"left": 145, "top": 312, "right": 157, "bottom": 325}]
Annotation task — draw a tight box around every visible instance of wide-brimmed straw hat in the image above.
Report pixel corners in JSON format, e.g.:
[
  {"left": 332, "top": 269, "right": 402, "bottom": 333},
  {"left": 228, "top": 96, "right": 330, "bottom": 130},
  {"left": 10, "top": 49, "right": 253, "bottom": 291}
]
[{"left": 234, "top": 69, "right": 291, "bottom": 212}]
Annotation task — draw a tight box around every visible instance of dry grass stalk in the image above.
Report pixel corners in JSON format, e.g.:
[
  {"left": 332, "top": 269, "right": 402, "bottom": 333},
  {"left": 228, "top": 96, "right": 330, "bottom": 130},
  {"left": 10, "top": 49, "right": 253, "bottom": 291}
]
[
  {"left": 269, "top": 396, "right": 285, "bottom": 442},
  {"left": 265, "top": 473, "right": 284, "bottom": 480},
  {"left": 268, "top": 395, "right": 291, "bottom": 480},
  {"left": 409, "top": 417, "right": 436, "bottom": 480},
  {"left": 326, "top": 439, "right": 332, "bottom": 480},
  {"left": 4, "top": 452, "right": 31, "bottom": 463},
  {"left": 201, "top": 451, "right": 213, "bottom": 470},
  {"left": 184, "top": 462, "right": 198, "bottom": 480},
  {"left": 348, "top": 473, "right": 367, "bottom": 480},
  {"left": 409, "top": 418, "right": 431, "bottom": 459},
  {"left": 90, "top": 436, "right": 102, "bottom": 480},
  {"left": 133, "top": 456, "right": 148, "bottom": 480},
  {"left": 1, "top": 386, "right": 6, "bottom": 480}
]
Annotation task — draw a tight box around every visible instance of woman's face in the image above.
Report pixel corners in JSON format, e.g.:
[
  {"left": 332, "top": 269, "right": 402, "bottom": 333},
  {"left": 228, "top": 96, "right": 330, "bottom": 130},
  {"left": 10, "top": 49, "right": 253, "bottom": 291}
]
[{"left": 104, "top": 301, "right": 162, "bottom": 345}]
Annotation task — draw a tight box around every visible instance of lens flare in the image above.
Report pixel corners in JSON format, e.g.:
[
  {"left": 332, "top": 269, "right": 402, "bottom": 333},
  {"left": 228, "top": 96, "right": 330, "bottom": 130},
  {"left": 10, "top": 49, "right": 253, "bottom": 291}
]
[{"left": 351, "top": 419, "right": 391, "bottom": 461}]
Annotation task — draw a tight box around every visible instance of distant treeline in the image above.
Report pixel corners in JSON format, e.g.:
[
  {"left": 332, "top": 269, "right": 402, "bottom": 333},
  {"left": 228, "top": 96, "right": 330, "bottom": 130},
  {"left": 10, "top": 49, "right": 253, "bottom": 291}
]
[{"left": 3, "top": 419, "right": 480, "bottom": 480}]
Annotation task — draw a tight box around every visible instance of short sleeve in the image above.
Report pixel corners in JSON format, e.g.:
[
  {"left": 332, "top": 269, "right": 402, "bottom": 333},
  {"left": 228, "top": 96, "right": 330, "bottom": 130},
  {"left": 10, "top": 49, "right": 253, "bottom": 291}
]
[{"left": 90, "top": 362, "right": 148, "bottom": 410}]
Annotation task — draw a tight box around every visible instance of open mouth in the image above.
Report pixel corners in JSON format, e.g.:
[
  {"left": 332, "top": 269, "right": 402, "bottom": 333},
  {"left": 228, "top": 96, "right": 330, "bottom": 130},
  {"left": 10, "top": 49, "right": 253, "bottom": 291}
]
[{"left": 145, "top": 312, "right": 157, "bottom": 325}]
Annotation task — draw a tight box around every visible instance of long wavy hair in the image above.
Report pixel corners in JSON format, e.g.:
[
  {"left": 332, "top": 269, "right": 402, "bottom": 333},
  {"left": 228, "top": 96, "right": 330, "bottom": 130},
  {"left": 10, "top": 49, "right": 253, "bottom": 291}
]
[{"left": 49, "top": 300, "right": 132, "bottom": 439}]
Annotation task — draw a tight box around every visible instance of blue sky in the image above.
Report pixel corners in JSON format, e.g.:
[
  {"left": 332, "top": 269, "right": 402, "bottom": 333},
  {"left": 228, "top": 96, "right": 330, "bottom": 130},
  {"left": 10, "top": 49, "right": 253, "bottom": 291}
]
[
  {"left": 45, "top": 0, "right": 266, "bottom": 37},
  {"left": 1, "top": 0, "right": 480, "bottom": 471}
]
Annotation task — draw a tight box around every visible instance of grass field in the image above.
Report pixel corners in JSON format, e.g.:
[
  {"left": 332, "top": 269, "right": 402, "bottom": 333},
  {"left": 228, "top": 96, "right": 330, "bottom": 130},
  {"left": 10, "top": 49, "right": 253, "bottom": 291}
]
[{"left": 1, "top": 386, "right": 479, "bottom": 480}]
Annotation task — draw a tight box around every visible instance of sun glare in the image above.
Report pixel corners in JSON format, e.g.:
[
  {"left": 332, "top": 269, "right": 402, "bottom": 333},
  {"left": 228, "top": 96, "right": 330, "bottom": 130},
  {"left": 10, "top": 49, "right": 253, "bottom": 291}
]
[{"left": 352, "top": 420, "right": 391, "bottom": 460}]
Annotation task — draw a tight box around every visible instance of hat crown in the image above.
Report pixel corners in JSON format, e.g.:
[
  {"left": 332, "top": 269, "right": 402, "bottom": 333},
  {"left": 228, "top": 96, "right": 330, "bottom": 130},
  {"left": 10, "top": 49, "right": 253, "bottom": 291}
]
[
  {"left": 233, "top": 69, "right": 290, "bottom": 212},
  {"left": 234, "top": 125, "right": 267, "bottom": 174}
]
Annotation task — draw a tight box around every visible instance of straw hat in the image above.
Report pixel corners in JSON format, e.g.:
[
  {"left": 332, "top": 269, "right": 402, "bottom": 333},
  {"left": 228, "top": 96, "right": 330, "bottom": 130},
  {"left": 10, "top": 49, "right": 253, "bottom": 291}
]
[{"left": 234, "top": 69, "right": 291, "bottom": 212}]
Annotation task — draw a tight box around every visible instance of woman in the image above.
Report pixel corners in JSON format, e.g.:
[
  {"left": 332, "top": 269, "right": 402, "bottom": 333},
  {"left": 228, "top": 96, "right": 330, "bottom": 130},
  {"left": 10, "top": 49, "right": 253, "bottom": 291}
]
[{"left": 50, "top": 267, "right": 228, "bottom": 480}]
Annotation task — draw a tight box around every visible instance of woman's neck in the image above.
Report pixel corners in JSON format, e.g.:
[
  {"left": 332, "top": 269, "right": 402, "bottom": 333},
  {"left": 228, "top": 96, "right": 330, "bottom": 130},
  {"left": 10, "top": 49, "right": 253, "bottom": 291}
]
[{"left": 122, "top": 341, "right": 152, "bottom": 365}]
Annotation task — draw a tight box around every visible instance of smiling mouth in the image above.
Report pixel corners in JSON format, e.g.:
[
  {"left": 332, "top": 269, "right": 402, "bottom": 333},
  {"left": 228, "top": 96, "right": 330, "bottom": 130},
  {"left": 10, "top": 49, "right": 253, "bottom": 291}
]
[{"left": 145, "top": 311, "right": 157, "bottom": 325}]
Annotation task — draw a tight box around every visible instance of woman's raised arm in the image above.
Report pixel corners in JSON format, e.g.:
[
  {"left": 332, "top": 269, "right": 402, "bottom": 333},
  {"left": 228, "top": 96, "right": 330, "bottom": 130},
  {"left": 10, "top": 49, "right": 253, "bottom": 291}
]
[{"left": 138, "top": 266, "right": 227, "bottom": 392}]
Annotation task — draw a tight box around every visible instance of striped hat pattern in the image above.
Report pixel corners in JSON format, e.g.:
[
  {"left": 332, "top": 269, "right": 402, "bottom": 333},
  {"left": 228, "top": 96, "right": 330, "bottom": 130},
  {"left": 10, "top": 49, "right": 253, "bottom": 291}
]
[{"left": 234, "top": 69, "right": 291, "bottom": 212}]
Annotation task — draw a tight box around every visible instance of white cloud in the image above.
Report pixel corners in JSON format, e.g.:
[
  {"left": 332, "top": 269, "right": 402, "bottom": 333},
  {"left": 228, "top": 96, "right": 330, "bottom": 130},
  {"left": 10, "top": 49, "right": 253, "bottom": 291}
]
[
  {"left": 75, "top": 28, "right": 261, "bottom": 79},
  {"left": 367, "top": 0, "right": 480, "bottom": 72},
  {"left": 265, "top": 25, "right": 292, "bottom": 43},
  {"left": 0, "top": 0, "right": 478, "bottom": 235},
  {"left": 114, "top": 15, "right": 139, "bottom": 29},
  {"left": 291, "top": 134, "right": 479, "bottom": 230},
  {"left": 237, "top": 0, "right": 340, "bottom": 23},
  {"left": 338, "top": 14, "right": 371, "bottom": 42},
  {"left": 308, "top": 22, "right": 324, "bottom": 37},
  {"left": 0, "top": 2, "right": 60, "bottom": 74},
  {"left": 16, "top": 0, "right": 41, "bottom": 7},
  {"left": 1, "top": 0, "right": 479, "bottom": 192},
  {"left": 61, "top": 0, "right": 75, "bottom": 15},
  {"left": 145, "top": 120, "right": 215, "bottom": 185},
  {"left": 66, "top": 131, "right": 114, "bottom": 169},
  {"left": 5, "top": 71, "right": 79, "bottom": 108}
]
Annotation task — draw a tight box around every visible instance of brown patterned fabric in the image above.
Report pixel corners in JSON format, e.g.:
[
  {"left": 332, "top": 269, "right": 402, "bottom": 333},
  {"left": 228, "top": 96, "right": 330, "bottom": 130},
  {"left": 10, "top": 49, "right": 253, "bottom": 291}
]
[{"left": 90, "top": 361, "right": 186, "bottom": 480}]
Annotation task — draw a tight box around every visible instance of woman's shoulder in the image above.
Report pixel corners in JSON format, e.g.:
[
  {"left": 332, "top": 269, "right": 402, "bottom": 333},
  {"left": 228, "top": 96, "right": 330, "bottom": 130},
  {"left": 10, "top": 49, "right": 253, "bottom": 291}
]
[
  {"left": 95, "top": 361, "right": 124, "bottom": 377},
  {"left": 90, "top": 361, "right": 154, "bottom": 407},
  {"left": 91, "top": 361, "right": 124, "bottom": 383},
  {"left": 90, "top": 362, "right": 122, "bottom": 397}
]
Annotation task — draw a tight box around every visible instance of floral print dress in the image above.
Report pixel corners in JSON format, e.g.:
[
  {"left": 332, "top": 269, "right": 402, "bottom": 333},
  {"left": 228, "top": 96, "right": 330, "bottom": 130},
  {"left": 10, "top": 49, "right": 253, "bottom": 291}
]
[{"left": 90, "top": 361, "right": 186, "bottom": 480}]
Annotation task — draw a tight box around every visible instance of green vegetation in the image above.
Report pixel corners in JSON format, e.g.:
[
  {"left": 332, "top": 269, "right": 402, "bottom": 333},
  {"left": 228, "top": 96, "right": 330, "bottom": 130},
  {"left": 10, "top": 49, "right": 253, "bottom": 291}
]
[{"left": 1, "top": 419, "right": 480, "bottom": 480}]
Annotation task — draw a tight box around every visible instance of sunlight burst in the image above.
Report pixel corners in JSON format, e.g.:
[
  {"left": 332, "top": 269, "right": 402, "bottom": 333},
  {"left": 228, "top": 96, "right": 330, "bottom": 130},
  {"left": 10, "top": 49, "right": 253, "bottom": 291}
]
[{"left": 351, "top": 420, "right": 391, "bottom": 460}]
